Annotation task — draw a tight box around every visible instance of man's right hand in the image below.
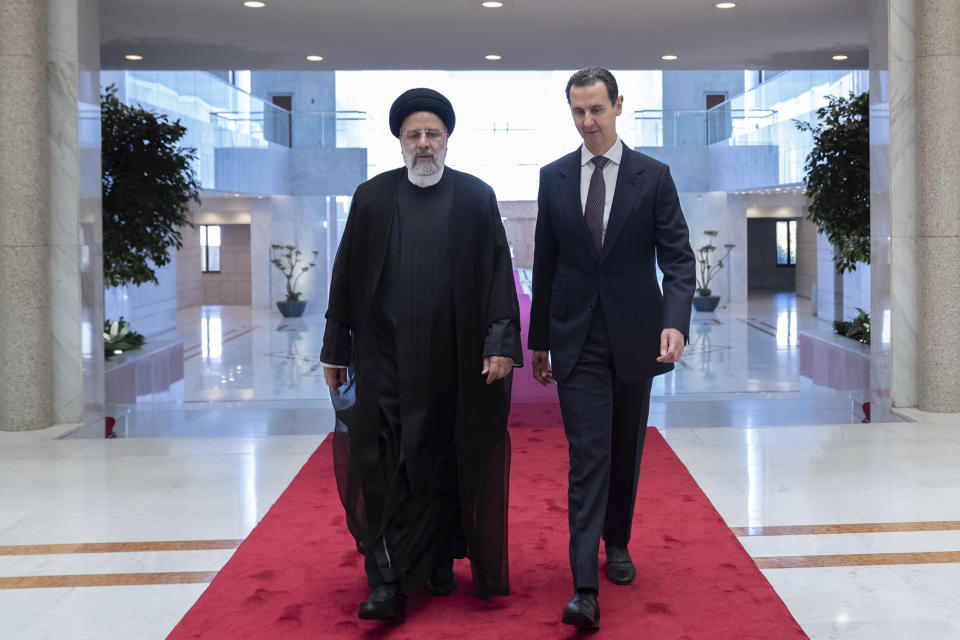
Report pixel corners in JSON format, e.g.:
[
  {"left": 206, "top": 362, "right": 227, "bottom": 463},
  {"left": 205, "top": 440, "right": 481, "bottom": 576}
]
[
  {"left": 323, "top": 366, "right": 348, "bottom": 396},
  {"left": 531, "top": 350, "right": 553, "bottom": 386}
]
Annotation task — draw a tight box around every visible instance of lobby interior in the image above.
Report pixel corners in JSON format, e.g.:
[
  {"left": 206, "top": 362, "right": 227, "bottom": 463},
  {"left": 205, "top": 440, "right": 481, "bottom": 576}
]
[{"left": 4, "top": 0, "right": 960, "bottom": 638}]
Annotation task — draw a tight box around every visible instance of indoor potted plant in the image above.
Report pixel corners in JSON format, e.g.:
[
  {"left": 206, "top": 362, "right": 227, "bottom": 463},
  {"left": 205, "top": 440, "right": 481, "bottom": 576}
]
[
  {"left": 693, "top": 230, "right": 735, "bottom": 312},
  {"left": 794, "top": 91, "right": 869, "bottom": 274},
  {"left": 101, "top": 84, "right": 200, "bottom": 342},
  {"left": 271, "top": 244, "right": 319, "bottom": 317}
]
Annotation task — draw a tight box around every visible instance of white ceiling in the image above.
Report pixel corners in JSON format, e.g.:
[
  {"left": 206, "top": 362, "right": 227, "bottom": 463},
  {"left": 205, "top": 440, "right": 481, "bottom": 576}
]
[{"left": 100, "top": 0, "right": 870, "bottom": 71}]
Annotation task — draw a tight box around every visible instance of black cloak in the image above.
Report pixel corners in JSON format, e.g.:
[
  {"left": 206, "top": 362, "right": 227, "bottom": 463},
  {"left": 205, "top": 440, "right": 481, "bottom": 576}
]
[{"left": 322, "top": 167, "right": 520, "bottom": 599}]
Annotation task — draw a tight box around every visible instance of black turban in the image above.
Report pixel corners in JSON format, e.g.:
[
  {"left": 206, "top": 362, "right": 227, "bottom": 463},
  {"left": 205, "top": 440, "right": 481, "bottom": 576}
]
[{"left": 389, "top": 88, "right": 455, "bottom": 138}]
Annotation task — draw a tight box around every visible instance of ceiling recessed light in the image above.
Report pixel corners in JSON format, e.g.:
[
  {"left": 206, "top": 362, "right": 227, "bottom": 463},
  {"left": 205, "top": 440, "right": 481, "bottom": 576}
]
[
  {"left": 481, "top": 1, "right": 505, "bottom": 6},
  {"left": 243, "top": 1, "right": 265, "bottom": 7},
  {"left": 306, "top": 55, "right": 324, "bottom": 61},
  {"left": 661, "top": 55, "right": 678, "bottom": 61},
  {"left": 485, "top": 54, "right": 502, "bottom": 61},
  {"left": 832, "top": 54, "right": 849, "bottom": 61},
  {"left": 716, "top": 2, "right": 737, "bottom": 8},
  {"left": 125, "top": 54, "right": 143, "bottom": 61}
]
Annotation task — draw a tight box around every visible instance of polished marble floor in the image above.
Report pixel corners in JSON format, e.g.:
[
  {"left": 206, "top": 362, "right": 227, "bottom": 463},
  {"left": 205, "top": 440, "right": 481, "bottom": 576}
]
[{"left": 2, "top": 292, "right": 959, "bottom": 638}]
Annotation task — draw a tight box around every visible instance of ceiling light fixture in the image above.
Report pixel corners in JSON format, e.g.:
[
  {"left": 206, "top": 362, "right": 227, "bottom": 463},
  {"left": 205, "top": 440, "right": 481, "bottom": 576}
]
[
  {"left": 485, "top": 54, "right": 502, "bottom": 61},
  {"left": 306, "top": 55, "right": 324, "bottom": 61},
  {"left": 661, "top": 54, "right": 678, "bottom": 61},
  {"left": 716, "top": 2, "right": 736, "bottom": 8},
  {"left": 832, "top": 54, "right": 849, "bottom": 61},
  {"left": 125, "top": 54, "right": 143, "bottom": 61},
  {"left": 243, "top": 1, "right": 266, "bottom": 7},
  {"left": 481, "top": 1, "right": 505, "bottom": 7}
]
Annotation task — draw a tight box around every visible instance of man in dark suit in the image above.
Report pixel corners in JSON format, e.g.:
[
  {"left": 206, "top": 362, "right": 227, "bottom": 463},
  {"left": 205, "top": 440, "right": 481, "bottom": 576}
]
[{"left": 529, "top": 67, "right": 696, "bottom": 630}]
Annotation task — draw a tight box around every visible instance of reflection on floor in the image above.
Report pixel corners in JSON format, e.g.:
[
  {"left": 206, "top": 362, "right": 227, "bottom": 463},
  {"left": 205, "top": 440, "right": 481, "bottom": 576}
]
[
  {"left": 74, "top": 291, "right": 867, "bottom": 440},
  {"left": 4, "top": 292, "right": 960, "bottom": 639}
]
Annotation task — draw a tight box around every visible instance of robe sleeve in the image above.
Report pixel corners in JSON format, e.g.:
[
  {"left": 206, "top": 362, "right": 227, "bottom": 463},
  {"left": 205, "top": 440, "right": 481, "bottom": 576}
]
[
  {"left": 483, "top": 188, "right": 524, "bottom": 368},
  {"left": 482, "top": 318, "right": 522, "bottom": 366},
  {"left": 320, "top": 191, "right": 360, "bottom": 365}
]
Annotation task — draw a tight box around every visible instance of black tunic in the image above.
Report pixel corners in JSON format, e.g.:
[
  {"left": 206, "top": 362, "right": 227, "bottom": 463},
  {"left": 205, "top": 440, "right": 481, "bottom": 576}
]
[{"left": 321, "top": 167, "right": 521, "bottom": 599}]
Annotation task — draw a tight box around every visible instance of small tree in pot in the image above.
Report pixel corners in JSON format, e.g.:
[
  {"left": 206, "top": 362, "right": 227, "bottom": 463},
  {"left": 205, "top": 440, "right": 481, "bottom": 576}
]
[
  {"left": 271, "top": 244, "right": 319, "bottom": 317},
  {"left": 794, "top": 91, "right": 869, "bottom": 274},
  {"left": 101, "top": 84, "right": 201, "bottom": 357},
  {"left": 693, "top": 230, "right": 735, "bottom": 313},
  {"left": 795, "top": 91, "right": 870, "bottom": 340}
]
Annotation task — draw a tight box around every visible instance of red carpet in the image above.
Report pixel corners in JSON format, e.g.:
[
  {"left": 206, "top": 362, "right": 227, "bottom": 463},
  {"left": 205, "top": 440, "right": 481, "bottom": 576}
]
[
  {"left": 168, "top": 409, "right": 806, "bottom": 639},
  {"left": 169, "top": 274, "right": 805, "bottom": 638}
]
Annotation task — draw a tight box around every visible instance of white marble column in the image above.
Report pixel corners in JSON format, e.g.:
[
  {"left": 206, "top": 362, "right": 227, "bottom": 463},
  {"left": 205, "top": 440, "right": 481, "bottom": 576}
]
[
  {"left": 78, "top": 0, "right": 104, "bottom": 430},
  {"left": 0, "top": 0, "right": 101, "bottom": 431},
  {"left": 869, "top": 0, "right": 894, "bottom": 420},
  {"left": 0, "top": 1, "right": 54, "bottom": 430},
  {"left": 916, "top": 0, "right": 960, "bottom": 412},
  {"left": 887, "top": 0, "right": 919, "bottom": 412}
]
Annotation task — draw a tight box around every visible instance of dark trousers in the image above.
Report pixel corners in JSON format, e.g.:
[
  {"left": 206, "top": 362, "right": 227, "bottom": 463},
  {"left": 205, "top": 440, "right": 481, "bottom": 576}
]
[{"left": 556, "top": 305, "right": 653, "bottom": 592}]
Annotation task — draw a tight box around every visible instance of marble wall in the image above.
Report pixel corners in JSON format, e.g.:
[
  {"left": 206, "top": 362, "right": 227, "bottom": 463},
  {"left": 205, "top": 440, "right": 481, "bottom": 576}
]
[
  {"left": 178, "top": 223, "right": 252, "bottom": 307},
  {"left": 78, "top": 0, "right": 104, "bottom": 433},
  {"left": 796, "top": 215, "right": 818, "bottom": 300},
  {"left": 0, "top": 0, "right": 101, "bottom": 430},
  {"left": 915, "top": 0, "right": 960, "bottom": 412},
  {"left": 0, "top": 0, "right": 52, "bottom": 430},
  {"left": 887, "top": 0, "right": 918, "bottom": 410},
  {"left": 816, "top": 234, "right": 844, "bottom": 322},
  {"left": 264, "top": 195, "right": 330, "bottom": 314},
  {"left": 104, "top": 258, "right": 178, "bottom": 338},
  {"left": 683, "top": 192, "right": 748, "bottom": 305},
  {"left": 499, "top": 200, "right": 537, "bottom": 270},
  {"left": 842, "top": 263, "right": 871, "bottom": 321}
]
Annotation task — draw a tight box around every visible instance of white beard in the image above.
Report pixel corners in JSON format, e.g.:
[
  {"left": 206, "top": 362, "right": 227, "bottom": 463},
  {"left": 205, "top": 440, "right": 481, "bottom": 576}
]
[{"left": 402, "top": 146, "right": 446, "bottom": 177}]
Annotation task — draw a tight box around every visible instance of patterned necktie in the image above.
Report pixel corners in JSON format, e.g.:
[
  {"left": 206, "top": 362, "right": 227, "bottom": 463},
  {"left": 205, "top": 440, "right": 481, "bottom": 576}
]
[{"left": 584, "top": 155, "right": 609, "bottom": 255}]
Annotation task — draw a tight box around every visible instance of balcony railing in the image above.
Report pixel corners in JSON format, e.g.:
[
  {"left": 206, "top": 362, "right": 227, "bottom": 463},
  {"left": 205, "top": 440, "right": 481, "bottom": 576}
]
[
  {"left": 209, "top": 110, "right": 368, "bottom": 149},
  {"left": 633, "top": 109, "right": 777, "bottom": 147}
]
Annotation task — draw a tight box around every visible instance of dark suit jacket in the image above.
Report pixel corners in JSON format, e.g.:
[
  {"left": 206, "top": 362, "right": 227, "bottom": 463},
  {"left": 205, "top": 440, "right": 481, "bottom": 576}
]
[{"left": 528, "top": 142, "right": 696, "bottom": 384}]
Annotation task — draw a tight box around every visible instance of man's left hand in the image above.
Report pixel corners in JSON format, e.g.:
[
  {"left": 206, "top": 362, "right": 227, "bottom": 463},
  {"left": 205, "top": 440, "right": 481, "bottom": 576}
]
[
  {"left": 656, "top": 328, "right": 685, "bottom": 363},
  {"left": 482, "top": 356, "right": 513, "bottom": 385}
]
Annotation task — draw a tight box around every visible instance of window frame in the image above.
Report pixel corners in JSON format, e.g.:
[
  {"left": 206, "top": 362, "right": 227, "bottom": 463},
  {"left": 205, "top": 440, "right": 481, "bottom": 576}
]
[
  {"left": 200, "top": 224, "right": 222, "bottom": 274},
  {"left": 776, "top": 219, "right": 797, "bottom": 267}
]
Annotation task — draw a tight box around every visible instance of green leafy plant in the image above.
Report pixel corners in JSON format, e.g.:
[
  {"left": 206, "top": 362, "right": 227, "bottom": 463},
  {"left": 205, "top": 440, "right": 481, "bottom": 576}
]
[
  {"left": 695, "top": 230, "right": 735, "bottom": 297},
  {"left": 270, "top": 244, "right": 319, "bottom": 302},
  {"left": 103, "top": 317, "right": 146, "bottom": 359},
  {"left": 795, "top": 91, "right": 869, "bottom": 275},
  {"left": 101, "top": 84, "right": 201, "bottom": 288},
  {"left": 833, "top": 308, "right": 871, "bottom": 345}
]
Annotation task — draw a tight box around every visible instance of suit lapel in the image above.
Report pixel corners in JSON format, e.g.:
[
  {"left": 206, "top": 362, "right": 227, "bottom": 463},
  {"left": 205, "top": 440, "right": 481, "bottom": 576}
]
[
  {"left": 557, "top": 148, "right": 599, "bottom": 260},
  {"left": 600, "top": 142, "right": 645, "bottom": 263}
]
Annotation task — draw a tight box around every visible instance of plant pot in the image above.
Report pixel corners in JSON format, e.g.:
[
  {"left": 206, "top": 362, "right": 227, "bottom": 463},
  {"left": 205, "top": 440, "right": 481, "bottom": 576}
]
[
  {"left": 276, "top": 301, "right": 309, "bottom": 317},
  {"left": 692, "top": 296, "right": 720, "bottom": 312}
]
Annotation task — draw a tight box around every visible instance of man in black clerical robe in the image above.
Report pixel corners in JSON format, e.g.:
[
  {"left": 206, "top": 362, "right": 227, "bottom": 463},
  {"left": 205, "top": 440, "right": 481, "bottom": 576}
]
[{"left": 321, "top": 88, "right": 522, "bottom": 623}]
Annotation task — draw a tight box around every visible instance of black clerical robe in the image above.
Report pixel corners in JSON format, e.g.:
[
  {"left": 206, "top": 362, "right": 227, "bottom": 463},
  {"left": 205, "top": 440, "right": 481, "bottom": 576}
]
[{"left": 321, "top": 167, "right": 521, "bottom": 599}]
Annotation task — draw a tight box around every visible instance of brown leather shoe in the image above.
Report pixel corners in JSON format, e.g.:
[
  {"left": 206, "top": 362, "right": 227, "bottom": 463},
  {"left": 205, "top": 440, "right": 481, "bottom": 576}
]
[
  {"left": 358, "top": 583, "right": 406, "bottom": 621},
  {"left": 562, "top": 590, "right": 600, "bottom": 630},
  {"left": 605, "top": 545, "right": 636, "bottom": 585}
]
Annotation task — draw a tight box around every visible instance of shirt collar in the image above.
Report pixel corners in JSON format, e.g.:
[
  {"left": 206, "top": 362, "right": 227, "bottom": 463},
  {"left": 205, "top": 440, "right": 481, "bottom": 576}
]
[{"left": 580, "top": 137, "right": 622, "bottom": 168}]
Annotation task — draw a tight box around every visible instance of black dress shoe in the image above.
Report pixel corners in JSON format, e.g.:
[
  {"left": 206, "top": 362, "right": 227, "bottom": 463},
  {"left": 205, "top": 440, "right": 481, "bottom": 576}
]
[
  {"left": 605, "top": 545, "right": 636, "bottom": 585},
  {"left": 562, "top": 590, "right": 600, "bottom": 630},
  {"left": 426, "top": 559, "right": 457, "bottom": 596},
  {"left": 358, "top": 583, "right": 406, "bottom": 621}
]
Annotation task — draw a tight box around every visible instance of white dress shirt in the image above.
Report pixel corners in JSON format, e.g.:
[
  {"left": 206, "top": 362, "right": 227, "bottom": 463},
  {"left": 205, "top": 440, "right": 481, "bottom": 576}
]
[{"left": 579, "top": 137, "right": 622, "bottom": 244}]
